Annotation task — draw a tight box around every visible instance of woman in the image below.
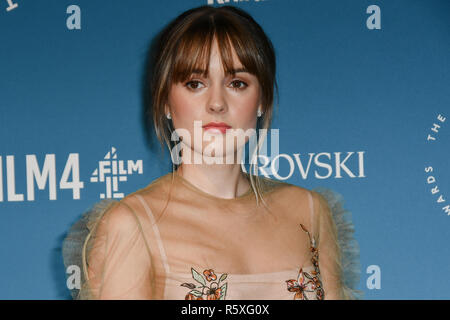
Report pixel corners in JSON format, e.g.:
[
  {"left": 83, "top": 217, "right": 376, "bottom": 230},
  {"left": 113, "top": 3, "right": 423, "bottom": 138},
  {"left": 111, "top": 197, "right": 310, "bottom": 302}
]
[{"left": 63, "top": 5, "right": 361, "bottom": 300}]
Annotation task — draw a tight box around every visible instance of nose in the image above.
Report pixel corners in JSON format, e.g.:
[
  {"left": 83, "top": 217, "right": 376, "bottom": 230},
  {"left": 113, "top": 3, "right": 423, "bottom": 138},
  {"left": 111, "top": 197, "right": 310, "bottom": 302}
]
[{"left": 207, "top": 83, "right": 227, "bottom": 114}]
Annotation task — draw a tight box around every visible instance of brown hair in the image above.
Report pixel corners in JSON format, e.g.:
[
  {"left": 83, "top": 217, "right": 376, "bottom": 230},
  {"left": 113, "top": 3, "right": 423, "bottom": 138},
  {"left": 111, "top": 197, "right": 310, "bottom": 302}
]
[{"left": 147, "top": 5, "right": 278, "bottom": 206}]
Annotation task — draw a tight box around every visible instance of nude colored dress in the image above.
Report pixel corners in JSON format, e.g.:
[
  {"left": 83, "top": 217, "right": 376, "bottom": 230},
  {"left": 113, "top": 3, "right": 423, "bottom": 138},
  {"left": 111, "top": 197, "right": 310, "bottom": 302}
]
[{"left": 62, "top": 169, "right": 362, "bottom": 300}]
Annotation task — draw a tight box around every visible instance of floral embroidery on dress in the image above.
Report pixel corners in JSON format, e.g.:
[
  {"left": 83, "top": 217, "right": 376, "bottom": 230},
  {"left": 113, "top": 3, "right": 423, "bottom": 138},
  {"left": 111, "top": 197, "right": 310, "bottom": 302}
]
[
  {"left": 285, "top": 223, "right": 324, "bottom": 300},
  {"left": 181, "top": 268, "right": 228, "bottom": 300}
]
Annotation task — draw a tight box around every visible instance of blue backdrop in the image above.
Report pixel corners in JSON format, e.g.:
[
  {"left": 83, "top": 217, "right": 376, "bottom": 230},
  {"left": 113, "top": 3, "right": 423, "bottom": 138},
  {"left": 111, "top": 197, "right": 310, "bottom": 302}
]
[{"left": 0, "top": 0, "right": 449, "bottom": 299}]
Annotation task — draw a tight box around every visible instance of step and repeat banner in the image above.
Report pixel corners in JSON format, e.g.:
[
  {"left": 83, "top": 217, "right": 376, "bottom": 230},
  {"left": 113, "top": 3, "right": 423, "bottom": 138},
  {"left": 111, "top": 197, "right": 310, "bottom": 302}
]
[{"left": 0, "top": 0, "right": 449, "bottom": 299}]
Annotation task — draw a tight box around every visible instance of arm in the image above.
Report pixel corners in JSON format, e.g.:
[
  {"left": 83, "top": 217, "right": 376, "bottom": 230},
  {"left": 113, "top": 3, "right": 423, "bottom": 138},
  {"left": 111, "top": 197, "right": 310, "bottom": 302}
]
[
  {"left": 312, "top": 191, "right": 345, "bottom": 300},
  {"left": 82, "top": 201, "right": 154, "bottom": 299}
]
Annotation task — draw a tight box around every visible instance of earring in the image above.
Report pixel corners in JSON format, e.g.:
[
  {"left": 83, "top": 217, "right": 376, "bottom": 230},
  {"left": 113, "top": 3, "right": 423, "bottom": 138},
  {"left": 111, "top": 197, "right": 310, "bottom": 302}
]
[
  {"left": 257, "top": 109, "right": 262, "bottom": 117},
  {"left": 166, "top": 113, "right": 171, "bottom": 119}
]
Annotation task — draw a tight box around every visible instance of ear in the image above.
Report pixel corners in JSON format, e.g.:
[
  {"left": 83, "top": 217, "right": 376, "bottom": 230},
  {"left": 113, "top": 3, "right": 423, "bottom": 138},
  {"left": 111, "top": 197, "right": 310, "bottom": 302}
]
[
  {"left": 258, "top": 101, "right": 263, "bottom": 116},
  {"left": 258, "top": 91, "right": 263, "bottom": 114}
]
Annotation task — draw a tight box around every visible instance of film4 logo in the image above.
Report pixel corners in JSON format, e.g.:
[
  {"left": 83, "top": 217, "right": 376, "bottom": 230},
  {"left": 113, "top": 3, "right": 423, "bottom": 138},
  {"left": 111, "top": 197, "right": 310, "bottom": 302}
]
[
  {"left": 90, "top": 147, "right": 143, "bottom": 199},
  {"left": 0, "top": 147, "right": 143, "bottom": 202},
  {"left": 4, "top": 0, "right": 18, "bottom": 12}
]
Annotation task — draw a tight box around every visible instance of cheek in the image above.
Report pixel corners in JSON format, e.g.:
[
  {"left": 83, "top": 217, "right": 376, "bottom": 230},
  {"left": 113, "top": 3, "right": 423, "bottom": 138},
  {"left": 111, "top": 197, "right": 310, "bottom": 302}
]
[
  {"left": 237, "top": 109, "right": 257, "bottom": 128},
  {"left": 169, "top": 87, "right": 201, "bottom": 121},
  {"left": 230, "top": 94, "right": 260, "bottom": 128}
]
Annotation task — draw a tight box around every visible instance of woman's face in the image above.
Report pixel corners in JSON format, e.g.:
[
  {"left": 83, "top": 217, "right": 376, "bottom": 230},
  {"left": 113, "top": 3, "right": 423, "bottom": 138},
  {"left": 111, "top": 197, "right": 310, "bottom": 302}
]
[{"left": 166, "top": 39, "right": 262, "bottom": 163}]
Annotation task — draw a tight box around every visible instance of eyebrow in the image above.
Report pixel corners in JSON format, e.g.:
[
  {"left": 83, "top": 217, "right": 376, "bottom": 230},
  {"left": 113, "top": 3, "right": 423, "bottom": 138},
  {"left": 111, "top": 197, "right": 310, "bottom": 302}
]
[{"left": 191, "top": 68, "right": 250, "bottom": 75}]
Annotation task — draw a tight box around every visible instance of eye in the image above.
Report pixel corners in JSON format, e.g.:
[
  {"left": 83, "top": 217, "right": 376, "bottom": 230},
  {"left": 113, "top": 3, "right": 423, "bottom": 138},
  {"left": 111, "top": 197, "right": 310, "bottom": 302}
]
[
  {"left": 185, "top": 80, "right": 205, "bottom": 90},
  {"left": 230, "top": 80, "right": 248, "bottom": 90}
]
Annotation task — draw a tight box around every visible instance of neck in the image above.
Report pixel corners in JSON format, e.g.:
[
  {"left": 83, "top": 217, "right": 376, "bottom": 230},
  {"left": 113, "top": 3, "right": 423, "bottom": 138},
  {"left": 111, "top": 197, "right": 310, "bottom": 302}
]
[{"left": 175, "top": 162, "right": 250, "bottom": 199}]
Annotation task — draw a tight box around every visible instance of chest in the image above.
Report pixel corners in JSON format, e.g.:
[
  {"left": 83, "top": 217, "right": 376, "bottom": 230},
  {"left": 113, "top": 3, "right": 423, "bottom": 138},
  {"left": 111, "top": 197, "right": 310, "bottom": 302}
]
[{"left": 157, "top": 211, "right": 313, "bottom": 275}]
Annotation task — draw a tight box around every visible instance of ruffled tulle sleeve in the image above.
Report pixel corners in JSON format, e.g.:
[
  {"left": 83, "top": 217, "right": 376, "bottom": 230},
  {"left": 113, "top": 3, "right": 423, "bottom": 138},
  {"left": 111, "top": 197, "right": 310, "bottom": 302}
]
[
  {"left": 312, "top": 188, "right": 364, "bottom": 300},
  {"left": 62, "top": 199, "right": 154, "bottom": 299}
]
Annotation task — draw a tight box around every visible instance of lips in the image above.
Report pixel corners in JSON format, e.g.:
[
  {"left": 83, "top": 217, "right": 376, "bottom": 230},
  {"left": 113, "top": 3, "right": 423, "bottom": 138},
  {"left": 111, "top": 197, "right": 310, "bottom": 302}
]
[{"left": 202, "top": 122, "right": 232, "bottom": 133}]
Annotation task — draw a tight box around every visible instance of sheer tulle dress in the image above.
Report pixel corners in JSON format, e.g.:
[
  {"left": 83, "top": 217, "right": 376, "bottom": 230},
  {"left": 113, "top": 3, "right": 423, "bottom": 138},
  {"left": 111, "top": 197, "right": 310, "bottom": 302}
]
[{"left": 62, "top": 169, "right": 362, "bottom": 300}]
